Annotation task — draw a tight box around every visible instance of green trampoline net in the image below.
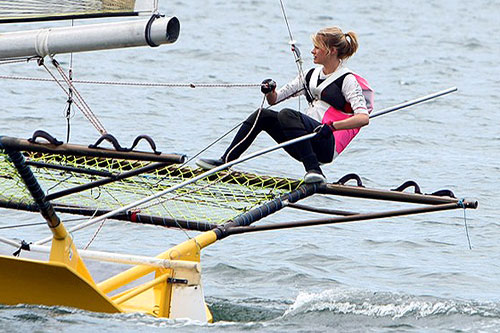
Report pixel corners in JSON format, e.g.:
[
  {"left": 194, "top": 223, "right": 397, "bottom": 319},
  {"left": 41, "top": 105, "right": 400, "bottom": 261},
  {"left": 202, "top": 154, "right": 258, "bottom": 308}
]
[{"left": 0, "top": 148, "right": 302, "bottom": 230}]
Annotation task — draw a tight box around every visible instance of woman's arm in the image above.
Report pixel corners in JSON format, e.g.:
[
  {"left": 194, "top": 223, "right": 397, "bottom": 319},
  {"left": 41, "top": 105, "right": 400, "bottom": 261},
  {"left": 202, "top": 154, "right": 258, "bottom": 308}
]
[
  {"left": 330, "top": 113, "right": 369, "bottom": 130},
  {"left": 269, "top": 73, "right": 306, "bottom": 105},
  {"left": 330, "top": 74, "right": 370, "bottom": 130},
  {"left": 266, "top": 90, "right": 278, "bottom": 105}
]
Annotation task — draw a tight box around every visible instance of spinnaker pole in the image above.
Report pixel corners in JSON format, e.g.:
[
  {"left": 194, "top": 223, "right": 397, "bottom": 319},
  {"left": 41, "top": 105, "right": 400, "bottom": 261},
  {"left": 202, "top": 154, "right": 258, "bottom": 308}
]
[{"left": 369, "top": 87, "right": 458, "bottom": 119}]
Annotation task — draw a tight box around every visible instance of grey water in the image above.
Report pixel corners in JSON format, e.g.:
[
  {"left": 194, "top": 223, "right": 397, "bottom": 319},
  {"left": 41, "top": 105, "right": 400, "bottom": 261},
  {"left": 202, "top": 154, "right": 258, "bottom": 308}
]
[{"left": 1, "top": 0, "right": 499, "bottom": 331}]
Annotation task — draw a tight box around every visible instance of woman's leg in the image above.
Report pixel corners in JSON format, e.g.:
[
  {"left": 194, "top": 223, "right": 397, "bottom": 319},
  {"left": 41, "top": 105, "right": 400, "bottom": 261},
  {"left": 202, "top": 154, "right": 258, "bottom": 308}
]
[
  {"left": 277, "top": 108, "right": 331, "bottom": 171},
  {"left": 197, "top": 108, "right": 291, "bottom": 169},
  {"left": 222, "top": 108, "right": 284, "bottom": 161},
  {"left": 304, "top": 117, "right": 334, "bottom": 165},
  {"left": 197, "top": 107, "right": 333, "bottom": 180}
]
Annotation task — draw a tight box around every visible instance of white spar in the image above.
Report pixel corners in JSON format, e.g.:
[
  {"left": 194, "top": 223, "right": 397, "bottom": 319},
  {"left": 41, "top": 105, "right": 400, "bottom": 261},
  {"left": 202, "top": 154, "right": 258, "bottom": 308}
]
[
  {"left": 0, "top": 236, "right": 199, "bottom": 271},
  {"left": 0, "top": 16, "right": 180, "bottom": 60}
]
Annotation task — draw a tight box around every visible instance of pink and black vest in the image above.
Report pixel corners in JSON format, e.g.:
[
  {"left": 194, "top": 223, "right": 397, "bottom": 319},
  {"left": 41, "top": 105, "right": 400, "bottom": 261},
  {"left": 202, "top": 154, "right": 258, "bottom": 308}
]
[{"left": 304, "top": 66, "right": 374, "bottom": 157}]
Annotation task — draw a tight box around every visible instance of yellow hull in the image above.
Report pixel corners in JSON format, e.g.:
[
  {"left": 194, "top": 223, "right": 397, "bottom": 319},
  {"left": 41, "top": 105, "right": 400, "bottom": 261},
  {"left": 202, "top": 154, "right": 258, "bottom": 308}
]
[
  {"left": 0, "top": 255, "right": 121, "bottom": 313},
  {"left": 0, "top": 230, "right": 217, "bottom": 322}
]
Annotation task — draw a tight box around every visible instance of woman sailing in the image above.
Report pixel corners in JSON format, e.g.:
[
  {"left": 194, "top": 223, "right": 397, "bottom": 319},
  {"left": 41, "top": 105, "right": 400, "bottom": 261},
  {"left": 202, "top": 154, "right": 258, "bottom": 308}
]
[{"left": 197, "top": 26, "right": 374, "bottom": 183}]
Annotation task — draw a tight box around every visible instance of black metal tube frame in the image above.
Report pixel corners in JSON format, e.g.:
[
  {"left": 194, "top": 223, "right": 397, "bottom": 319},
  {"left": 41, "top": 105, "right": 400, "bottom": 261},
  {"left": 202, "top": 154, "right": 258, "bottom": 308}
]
[{"left": 224, "top": 200, "right": 478, "bottom": 236}]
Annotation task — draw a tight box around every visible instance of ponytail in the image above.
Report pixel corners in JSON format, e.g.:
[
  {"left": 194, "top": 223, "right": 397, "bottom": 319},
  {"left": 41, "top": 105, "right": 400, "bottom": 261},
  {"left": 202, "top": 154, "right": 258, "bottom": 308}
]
[{"left": 342, "top": 31, "right": 359, "bottom": 59}]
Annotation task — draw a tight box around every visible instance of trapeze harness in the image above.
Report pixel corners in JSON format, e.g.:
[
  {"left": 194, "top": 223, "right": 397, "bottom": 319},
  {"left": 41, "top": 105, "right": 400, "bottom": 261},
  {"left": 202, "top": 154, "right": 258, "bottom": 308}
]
[{"left": 303, "top": 66, "right": 374, "bottom": 158}]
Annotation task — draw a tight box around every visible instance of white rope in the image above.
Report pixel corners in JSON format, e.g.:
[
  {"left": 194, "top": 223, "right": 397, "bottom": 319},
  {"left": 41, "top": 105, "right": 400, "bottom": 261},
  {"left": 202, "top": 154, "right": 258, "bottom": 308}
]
[
  {"left": 82, "top": 202, "right": 106, "bottom": 250},
  {"left": 83, "top": 218, "right": 107, "bottom": 250},
  {"left": 224, "top": 96, "right": 266, "bottom": 163},
  {"left": 0, "top": 74, "right": 260, "bottom": 88},
  {"left": 34, "top": 28, "right": 51, "bottom": 58}
]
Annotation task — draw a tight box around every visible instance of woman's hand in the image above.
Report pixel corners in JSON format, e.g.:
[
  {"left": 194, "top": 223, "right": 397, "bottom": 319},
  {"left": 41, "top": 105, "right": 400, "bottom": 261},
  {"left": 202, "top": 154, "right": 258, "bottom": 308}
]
[
  {"left": 261, "top": 79, "right": 276, "bottom": 94},
  {"left": 261, "top": 79, "right": 278, "bottom": 105}
]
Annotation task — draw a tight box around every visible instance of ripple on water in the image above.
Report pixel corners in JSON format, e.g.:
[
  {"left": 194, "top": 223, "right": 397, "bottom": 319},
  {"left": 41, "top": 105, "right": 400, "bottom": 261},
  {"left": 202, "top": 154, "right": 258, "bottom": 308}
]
[{"left": 278, "top": 288, "right": 500, "bottom": 331}]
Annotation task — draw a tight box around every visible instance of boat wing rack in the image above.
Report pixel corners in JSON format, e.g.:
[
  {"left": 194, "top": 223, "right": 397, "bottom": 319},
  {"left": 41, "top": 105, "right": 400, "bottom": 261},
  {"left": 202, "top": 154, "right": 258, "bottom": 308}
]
[
  {"left": 0, "top": 134, "right": 477, "bottom": 236},
  {"left": 215, "top": 173, "right": 478, "bottom": 238}
]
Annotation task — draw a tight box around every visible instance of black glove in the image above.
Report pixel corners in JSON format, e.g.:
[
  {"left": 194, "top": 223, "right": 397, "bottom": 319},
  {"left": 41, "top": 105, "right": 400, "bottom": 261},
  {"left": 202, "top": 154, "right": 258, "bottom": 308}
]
[{"left": 261, "top": 79, "right": 276, "bottom": 94}]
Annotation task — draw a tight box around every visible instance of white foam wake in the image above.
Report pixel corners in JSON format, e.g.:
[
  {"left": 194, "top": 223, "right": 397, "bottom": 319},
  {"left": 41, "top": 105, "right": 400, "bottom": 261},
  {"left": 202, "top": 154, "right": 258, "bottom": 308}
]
[{"left": 283, "top": 288, "right": 500, "bottom": 319}]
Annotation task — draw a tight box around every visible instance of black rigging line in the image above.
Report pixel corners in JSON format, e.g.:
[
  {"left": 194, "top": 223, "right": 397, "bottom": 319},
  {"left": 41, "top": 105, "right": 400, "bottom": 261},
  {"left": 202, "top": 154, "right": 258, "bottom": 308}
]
[{"left": 65, "top": 19, "right": 75, "bottom": 143}]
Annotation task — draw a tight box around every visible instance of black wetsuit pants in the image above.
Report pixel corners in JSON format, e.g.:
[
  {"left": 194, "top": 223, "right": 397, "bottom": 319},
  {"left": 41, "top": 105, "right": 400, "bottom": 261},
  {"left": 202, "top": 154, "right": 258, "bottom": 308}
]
[{"left": 221, "top": 108, "right": 334, "bottom": 171}]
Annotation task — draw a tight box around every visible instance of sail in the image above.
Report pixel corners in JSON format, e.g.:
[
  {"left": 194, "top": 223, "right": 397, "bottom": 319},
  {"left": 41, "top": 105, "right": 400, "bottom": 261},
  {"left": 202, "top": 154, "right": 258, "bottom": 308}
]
[{"left": 0, "top": 0, "right": 157, "bottom": 23}]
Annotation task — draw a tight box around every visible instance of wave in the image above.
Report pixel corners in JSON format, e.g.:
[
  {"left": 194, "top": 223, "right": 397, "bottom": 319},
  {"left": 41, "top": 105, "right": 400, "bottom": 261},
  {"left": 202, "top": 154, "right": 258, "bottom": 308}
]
[
  {"left": 283, "top": 288, "right": 500, "bottom": 319},
  {"left": 2, "top": 291, "right": 500, "bottom": 332}
]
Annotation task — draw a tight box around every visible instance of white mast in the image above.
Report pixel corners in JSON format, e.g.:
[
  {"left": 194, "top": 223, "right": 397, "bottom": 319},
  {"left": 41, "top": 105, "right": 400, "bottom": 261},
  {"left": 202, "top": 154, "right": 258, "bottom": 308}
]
[{"left": 0, "top": 16, "right": 180, "bottom": 60}]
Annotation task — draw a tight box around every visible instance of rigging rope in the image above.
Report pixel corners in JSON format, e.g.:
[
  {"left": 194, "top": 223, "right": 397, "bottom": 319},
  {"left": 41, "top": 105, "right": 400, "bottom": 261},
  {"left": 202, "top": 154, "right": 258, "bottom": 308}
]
[
  {"left": 0, "top": 58, "right": 34, "bottom": 66},
  {"left": 0, "top": 216, "right": 99, "bottom": 231},
  {"left": 180, "top": 121, "right": 243, "bottom": 168},
  {"left": 52, "top": 58, "right": 107, "bottom": 135},
  {"left": 40, "top": 58, "right": 107, "bottom": 135},
  {"left": 0, "top": 75, "right": 260, "bottom": 88},
  {"left": 0, "top": 222, "right": 45, "bottom": 230},
  {"left": 65, "top": 21, "right": 75, "bottom": 143},
  {"left": 63, "top": 95, "right": 75, "bottom": 142},
  {"left": 192, "top": 1, "right": 307, "bottom": 168},
  {"left": 278, "top": 0, "right": 310, "bottom": 109},
  {"left": 83, "top": 218, "right": 106, "bottom": 250},
  {"left": 80, "top": 186, "right": 110, "bottom": 249},
  {"left": 224, "top": 95, "right": 267, "bottom": 164},
  {"left": 458, "top": 199, "right": 472, "bottom": 250}
]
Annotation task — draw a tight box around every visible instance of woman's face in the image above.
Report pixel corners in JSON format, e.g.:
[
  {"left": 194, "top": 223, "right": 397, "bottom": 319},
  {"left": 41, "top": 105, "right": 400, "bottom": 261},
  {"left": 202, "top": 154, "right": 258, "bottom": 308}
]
[{"left": 311, "top": 44, "right": 329, "bottom": 65}]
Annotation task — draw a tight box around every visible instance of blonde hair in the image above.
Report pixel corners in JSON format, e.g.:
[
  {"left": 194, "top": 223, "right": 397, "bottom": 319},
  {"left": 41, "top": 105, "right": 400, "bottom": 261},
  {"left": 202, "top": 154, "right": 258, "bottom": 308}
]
[{"left": 312, "top": 27, "right": 359, "bottom": 60}]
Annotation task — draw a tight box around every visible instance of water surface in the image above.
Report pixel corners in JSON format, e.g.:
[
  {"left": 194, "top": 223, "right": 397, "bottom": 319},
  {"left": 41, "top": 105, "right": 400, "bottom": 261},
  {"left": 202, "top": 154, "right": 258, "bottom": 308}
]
[{"left": 1, "top": 0, "right": 499, "bottom": 332}]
